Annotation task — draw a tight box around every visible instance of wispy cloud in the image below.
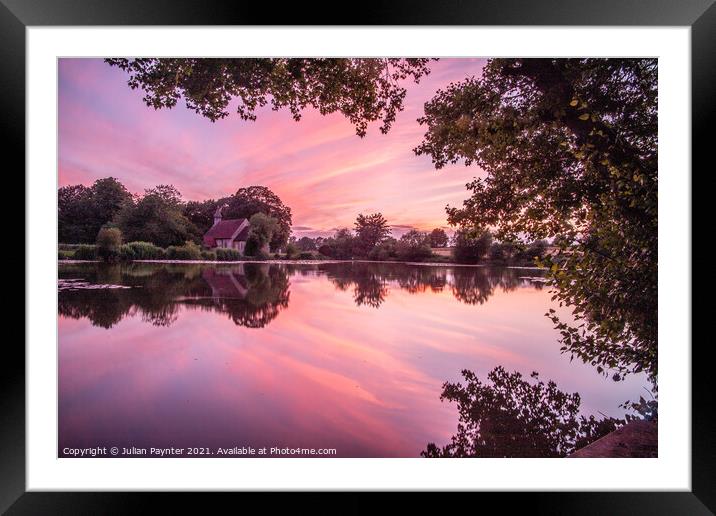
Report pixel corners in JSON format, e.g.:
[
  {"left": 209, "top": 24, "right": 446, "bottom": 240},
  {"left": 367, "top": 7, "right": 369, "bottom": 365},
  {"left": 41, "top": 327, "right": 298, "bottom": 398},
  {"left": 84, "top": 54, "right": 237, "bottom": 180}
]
[{"left": 59, "top": 58, "right": 488, "bottom": 233}]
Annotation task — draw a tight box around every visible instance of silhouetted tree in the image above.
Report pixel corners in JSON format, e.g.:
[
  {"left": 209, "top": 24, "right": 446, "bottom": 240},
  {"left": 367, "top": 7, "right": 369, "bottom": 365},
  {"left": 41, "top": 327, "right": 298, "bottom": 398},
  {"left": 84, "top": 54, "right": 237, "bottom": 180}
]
[
  {"left": 183, "top": 199, "right": 221, "bottom": 237},
  {"left": 429, "top": 228, "right": 449, "bottom": 248},
  {"left": 491, "top": 241, "right": 520, "bottom": 263},
  {"left": 452, "top": 226, "right": 493, "bottom": 263},
  {"left": 415, "top": 58, "right": 658, "bottom": 381},
  {"left": 519, "top": 239, "right": 549, "bottom": 262},
  {"left": 353, "top": 213, "right": 391, "bottom": 257},
  {"left": 244, "top": 213, "right": 279, "bottom": 257},
  {"left": 318, "top": 228, "right": 355, "bottom": 259},
  {"left": 59, "top": 177, "right": 132, "bottom": 243},
  {"left": 395, "top": 230, "right": 432, "bottom": 261},
  {"left": 296, "top": 237, "right": 317, "bottom": 251},
  {"left": 106, "top": 58, "right": 433, "bottom": 137},
  {"left": 368, "top": 237, "right": 398, "bottom": 261},
  {"left": 58, "top": 184, "right": 94, "bottom": 242},
  {"left": 115, "top": 185, "right": 194, "bottom": 248}
]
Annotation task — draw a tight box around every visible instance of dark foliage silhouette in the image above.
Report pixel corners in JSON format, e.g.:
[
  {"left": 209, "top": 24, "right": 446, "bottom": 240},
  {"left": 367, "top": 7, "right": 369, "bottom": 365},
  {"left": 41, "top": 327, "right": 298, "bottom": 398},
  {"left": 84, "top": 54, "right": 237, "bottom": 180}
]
[
  {"left": 421, "top": 367, "right": 647, "bottom": 458},
  {"left": 59, "top": 263, "right": 290, "bottom": 329}
]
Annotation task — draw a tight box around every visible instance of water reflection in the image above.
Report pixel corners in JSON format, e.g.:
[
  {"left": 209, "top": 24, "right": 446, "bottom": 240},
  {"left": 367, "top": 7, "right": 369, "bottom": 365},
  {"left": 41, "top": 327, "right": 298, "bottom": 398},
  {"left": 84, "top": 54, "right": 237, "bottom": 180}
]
[
  {"left": 58, "top": 262, "right": 646, "bottom": 457},
  {"left": 323, "top": 263, "right": 543, "bottom": 309},
  {"left": 59, "top": 262, "right": 546, "bottom": 327},
  {"left": 422, "top": 367, "right": 627, "bottom": 458},
  {"left": 59, "top": 263, "right": 290, "bottom": 329}
]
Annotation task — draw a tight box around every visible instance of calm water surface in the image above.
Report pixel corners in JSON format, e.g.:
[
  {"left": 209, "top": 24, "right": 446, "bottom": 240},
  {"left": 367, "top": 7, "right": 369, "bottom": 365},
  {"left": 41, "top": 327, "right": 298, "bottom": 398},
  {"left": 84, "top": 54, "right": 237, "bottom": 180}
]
[{"left": 58, "top": 262, "right": 648, "bottom": 457}]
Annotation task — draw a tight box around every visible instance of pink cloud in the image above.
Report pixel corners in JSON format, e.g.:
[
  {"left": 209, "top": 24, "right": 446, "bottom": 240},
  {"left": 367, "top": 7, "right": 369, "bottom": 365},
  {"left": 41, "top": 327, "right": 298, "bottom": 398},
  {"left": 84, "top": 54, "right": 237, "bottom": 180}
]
[{"left": 59, "top": 58, "right": 488, "bottom": 236}]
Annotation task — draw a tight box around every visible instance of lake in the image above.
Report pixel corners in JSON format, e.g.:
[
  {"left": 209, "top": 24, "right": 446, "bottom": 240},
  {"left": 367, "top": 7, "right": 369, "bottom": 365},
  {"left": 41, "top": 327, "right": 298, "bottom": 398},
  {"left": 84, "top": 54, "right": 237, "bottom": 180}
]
[{"left": 58, "top": 262, "right": 648, "bottom": 457}]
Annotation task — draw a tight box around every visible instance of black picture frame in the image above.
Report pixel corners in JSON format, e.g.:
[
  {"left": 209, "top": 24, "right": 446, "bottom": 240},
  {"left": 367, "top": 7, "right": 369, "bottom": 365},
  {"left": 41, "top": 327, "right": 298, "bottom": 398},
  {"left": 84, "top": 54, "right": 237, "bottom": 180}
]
[{"left": 3, "top": 0, "right": 711, "bottom": 513}]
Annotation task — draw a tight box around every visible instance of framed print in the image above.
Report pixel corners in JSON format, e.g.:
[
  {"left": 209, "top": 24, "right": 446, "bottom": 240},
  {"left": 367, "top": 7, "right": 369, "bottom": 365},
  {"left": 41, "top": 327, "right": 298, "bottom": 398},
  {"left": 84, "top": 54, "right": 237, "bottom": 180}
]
[{"left": 3, "top": 0, "right": 713, "bottom": 512}]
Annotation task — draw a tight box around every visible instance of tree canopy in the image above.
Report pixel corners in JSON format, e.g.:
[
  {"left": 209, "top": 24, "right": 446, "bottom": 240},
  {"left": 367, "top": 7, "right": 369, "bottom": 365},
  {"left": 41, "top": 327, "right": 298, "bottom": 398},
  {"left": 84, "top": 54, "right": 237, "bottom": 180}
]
[
  {"left": 58, "top": 177, "right": 132, "bottom": 243},
  {"left": 183, "top": 199, "right": 220, "bottom": 237},
  {"left": 416, "top": 58, "right": 658, "bottom": 381},
  {"left": 452, "top": 226, "right": 493, "bottom": 263},
  {"left": 58, "top": 179, "right": 294, "bottom": 251},
  {"left": 395, "top": 230, "right": 432, "bottom": 261},
  {"left": 223, "top": 186, "right": 292, "bottom": 251},
  {"left": 106, "top": 58, "right": 433, "bottom": 137},
  {"left": 115, "top": 185, "right": 196, "bottom": 248},
  {"left": 318, "top": 228, "right": 355, "bottom": 260},
  {"left": 296, "top": 236, "right": 317, "bottom": 251},
  {"left": 429, "top": 228, "right": 449, "bottom": 248},
  {"left": 244, "top": 212, "right": 279, "bottom": 257},
  {"left": 353, "top": 213, "right": 391, "bottom": 257}
]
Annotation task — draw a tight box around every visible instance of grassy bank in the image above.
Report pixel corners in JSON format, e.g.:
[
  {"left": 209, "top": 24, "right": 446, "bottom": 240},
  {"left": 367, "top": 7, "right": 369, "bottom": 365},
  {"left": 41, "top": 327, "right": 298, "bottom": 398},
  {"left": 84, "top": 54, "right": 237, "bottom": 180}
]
[{"left": 59, "top": 241, "right": 545, "bottom": 266}]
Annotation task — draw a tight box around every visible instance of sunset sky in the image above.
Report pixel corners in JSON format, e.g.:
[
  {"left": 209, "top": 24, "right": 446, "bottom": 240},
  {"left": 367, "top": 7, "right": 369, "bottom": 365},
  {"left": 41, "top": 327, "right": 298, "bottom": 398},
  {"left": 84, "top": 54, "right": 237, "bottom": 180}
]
[{"left": 59, "top": 58, "right": 488, "bottom": 238}]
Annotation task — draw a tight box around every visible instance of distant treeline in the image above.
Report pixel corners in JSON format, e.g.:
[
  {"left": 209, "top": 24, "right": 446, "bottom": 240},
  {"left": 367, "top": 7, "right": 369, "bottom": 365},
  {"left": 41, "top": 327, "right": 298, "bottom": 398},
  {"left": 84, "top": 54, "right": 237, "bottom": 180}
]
[
  {"left": 58, "top": 178, "right": 292, "bottom": 250},
  {"left": 289, "top": 217, "right": 550, "bottom": 265},
  {"left": 59, "top": 177, "right": 552, "bottom": 265}
]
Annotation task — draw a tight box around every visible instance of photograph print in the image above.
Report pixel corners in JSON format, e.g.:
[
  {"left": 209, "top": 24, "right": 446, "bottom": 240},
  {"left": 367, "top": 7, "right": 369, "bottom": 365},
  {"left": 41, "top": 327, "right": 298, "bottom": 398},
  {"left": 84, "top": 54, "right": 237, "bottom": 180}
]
[{"left": 57, "top": 57, "right": 657, "bottom": 459}]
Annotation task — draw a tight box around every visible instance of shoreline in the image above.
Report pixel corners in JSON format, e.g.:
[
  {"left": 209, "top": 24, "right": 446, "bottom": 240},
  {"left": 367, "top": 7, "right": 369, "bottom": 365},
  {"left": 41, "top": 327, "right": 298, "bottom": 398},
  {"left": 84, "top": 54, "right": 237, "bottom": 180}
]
[{"left": 59, "top": 258, "right": 546, "bottom": 269}]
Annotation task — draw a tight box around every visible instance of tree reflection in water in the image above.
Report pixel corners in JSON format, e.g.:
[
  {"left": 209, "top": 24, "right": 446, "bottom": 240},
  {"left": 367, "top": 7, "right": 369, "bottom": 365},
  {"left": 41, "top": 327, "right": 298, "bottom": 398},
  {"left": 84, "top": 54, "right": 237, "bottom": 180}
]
[
  {"left": 422, "top": 367, "right": 657, "bottom": 458},
  {"left": 58, "top": 263, "right": 290, "bottom": 329},
  {"left": 186, "top": 265, "right": 290, "bottom": 328},
  {"left": 321, "top": 262, "right": 541, "bottom": 308},
  {"left": 59, "top": 262, "right": 545, "bottom": 327},
  {"left": 58, "top": 261, "right": 653, "bottom": 456}
]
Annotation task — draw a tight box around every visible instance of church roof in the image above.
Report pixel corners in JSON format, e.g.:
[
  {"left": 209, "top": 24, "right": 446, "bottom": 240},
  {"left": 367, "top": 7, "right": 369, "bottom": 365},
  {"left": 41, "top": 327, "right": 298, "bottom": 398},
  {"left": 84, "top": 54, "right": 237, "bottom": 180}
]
[{"left": 203, "top": 219, "right": 249, "bottom": 246}]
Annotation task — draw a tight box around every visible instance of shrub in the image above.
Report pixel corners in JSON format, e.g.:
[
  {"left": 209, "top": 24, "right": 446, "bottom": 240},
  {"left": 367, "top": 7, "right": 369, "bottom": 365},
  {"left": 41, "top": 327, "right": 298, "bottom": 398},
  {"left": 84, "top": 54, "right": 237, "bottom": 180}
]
[
  {"left": 118, "top": 244, "right": 136, "bottom": 261},
  {"left": 298, "top": 252, "right": 313, "bottom": 260},
  {"left": 429, "top": 254, "right": 452, "bottom": 263},
  {"left": 296, "top": 237, "right": 317, "bottom": 251},
  {"left": 58, "top": 243, "right": 83, "bottom": 251},
  {"left": 489, "top": 242, "right": 506, "bottom": 262},
  {"left": 244, "top": 236, "right": 258, "bottom": 257},
  {"left": 166, "top": 241, "right": 202, "bottom": 260},
  {"left": 396, "top": 231, "right": 433, "bottom": 261},
  {"left": 73, "top": 244, "right": 97, "bottom": 260},
  {"left": 215, "top": 248, "right": 241, "bottom": 261},
  {"left": 125, "top": 241, "right": 165, "bottom": 260},
  {"left": 489, "top": 241, "right": 519, "bottom": 263},
  {"left": 247, "top": 213, "right": 278, "bottom": 252},
  {"left": 201, "top": 249, "right": 217, "bottom": 261},
  {"left": 524, "top": 240, "right": 548, "bottom": 261},
  {"left": 285, "top": 243, "right": 300, "bottom": 259},
  {"left": 96, "top": 227, "right": 123, "bottom": 262},
  {"left": 253, "top": 250, "right": 270, "bottom": 261},
  {"left": 368, "top": 238, "right": 398, "bottom": 261},
  {"left": 429, "top": 228, "right": 450, "bottom": 248},
  {"left": 165, "top": 246, "right": 181, "bottom": 259},
  {"left": 453, "top": 227, "right": 493, "bottom": 264},
  {"left": 317, "top": 229, "right": 355, "bottom": 259}
]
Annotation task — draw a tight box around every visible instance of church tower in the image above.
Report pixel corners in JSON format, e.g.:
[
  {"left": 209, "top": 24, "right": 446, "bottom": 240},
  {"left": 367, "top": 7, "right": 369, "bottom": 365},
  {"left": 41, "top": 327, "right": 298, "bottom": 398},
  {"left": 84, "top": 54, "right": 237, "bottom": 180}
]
[{"left": 213, "top": 205, "right": 223, "bottom": 226}]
